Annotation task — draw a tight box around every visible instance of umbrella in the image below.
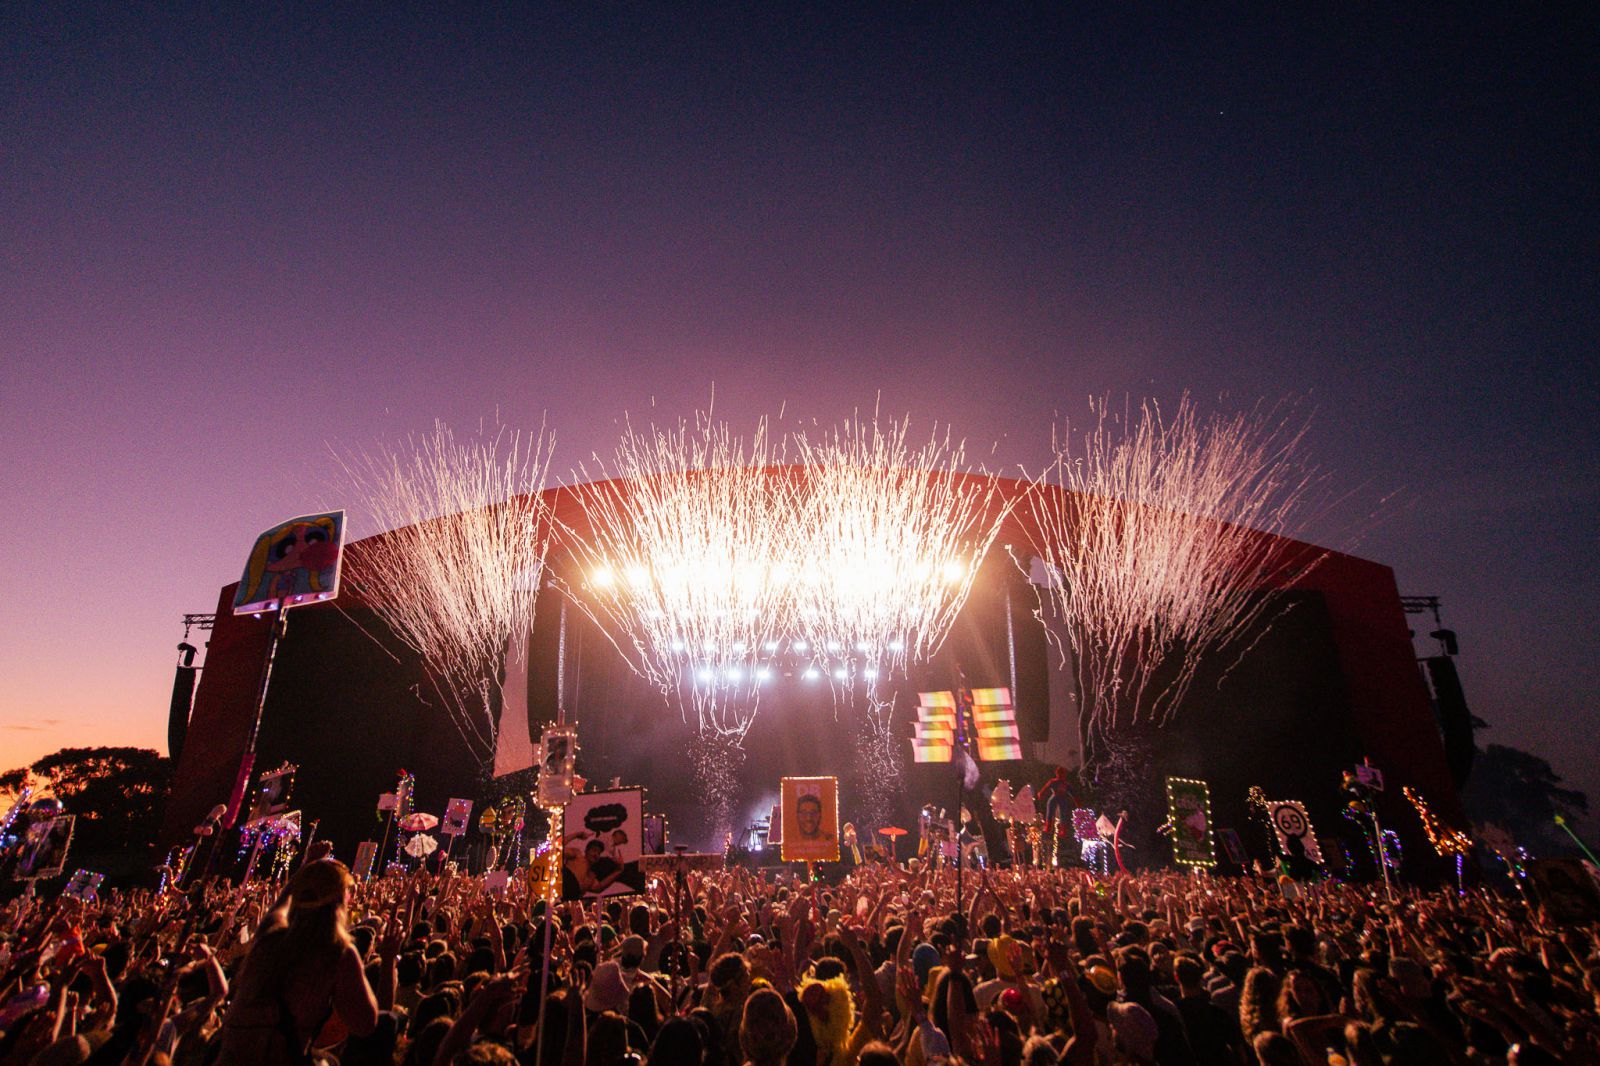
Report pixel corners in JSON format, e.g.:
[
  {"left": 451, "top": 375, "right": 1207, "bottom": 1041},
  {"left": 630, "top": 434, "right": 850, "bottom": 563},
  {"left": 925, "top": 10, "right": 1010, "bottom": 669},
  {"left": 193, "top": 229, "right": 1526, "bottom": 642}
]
[
  {"left": 400, "top": 812, "right": 439, "bottom": 832},
  {"left": 878, "top": 826, "right": 907, "bottom": 860},
  {"left": 404, "top": 833, "right": 438, "bottom": 858}
]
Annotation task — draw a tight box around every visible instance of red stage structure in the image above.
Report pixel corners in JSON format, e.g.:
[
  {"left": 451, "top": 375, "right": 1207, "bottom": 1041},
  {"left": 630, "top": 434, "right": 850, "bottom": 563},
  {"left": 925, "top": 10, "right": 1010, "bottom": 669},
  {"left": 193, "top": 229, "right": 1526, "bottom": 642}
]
[{"left": 164, "top": 473, "right": 1461, "bottom": 867}]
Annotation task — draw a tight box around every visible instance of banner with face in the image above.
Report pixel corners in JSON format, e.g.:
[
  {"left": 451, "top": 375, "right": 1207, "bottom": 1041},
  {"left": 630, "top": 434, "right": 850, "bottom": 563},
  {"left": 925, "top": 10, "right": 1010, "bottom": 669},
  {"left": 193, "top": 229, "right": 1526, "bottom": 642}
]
[{"left": 780, "top": 776, "right": 839, "bottom": 863}]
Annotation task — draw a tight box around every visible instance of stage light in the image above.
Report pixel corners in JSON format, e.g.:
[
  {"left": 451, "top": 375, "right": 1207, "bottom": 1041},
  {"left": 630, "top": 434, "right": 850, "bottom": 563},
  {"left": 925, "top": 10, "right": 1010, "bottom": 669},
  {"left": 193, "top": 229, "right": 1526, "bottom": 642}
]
[
  {"left": 804, "top": 667, "right": 820, "bottom": 680},
  {"left": 888, "top": 639, "right": 904, "bottom": 652},
  {"left": 725, "top": 666, "right": 742, "bottom": 681},
  {"left": 670, "top": 639, "right": 687, "bottom": 653},
  {"left": 756, "top": 666, "right": 772, "bottom": 682},
  {"left": 732, "top": 641, "right": 747, "bottom": 654},
  {"left": 764, "top": 640, "right": 779, "bottom": 652},
  {"left": 833, "top": 667, "right": 847, "bottom": 681},
  {"left": 827, "top": 641, "right": 842, "bottom": 653},
  {"left": 696, "top": 668, "right": 714, "bottom": 683},
  {"left": 793, "top": 641, "right": 809, "bottom": 653},
  {"left": 941, "top": 560, "right": 965, "bottom": 584},
  {"left": 863, "top": 667, "right": 879, "bottom": 680},
  {"left": 855, "top": 641, "right": 869, "bottom": 652},
  {"left": 624, "top": 564, "right": 650, "bottom": 588},
  {"left": 591, "top": 566, "right": 616, "bottom": 588},
  {"left": 701, "top": 639, "right": 716, "bottom": 653}
]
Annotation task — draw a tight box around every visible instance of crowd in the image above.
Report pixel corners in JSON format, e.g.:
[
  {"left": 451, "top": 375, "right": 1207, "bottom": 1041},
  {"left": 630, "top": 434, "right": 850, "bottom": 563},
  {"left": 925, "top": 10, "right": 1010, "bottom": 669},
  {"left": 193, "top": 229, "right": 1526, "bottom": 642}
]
[{"left": 0, "top": 846, "right": 1596, "bottom": 1066}]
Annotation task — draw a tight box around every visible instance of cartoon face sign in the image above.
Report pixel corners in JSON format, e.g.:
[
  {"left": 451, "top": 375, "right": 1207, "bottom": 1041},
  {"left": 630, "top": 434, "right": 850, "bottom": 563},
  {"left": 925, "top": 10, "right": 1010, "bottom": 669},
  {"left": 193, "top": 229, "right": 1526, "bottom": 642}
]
[{"left": 234, "top": 511, "right": 345, "bottom": 614}]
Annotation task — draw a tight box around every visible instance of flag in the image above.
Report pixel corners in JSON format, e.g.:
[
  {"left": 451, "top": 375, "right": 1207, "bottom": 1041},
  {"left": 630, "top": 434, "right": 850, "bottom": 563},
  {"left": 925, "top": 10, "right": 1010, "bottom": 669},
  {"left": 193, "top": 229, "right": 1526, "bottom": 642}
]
[
  {"left": 971, "top": 687, "right": 1022, "bottom": 761},
  {"left": 913, "top": 691, "right": 959, "bottom": 763}
]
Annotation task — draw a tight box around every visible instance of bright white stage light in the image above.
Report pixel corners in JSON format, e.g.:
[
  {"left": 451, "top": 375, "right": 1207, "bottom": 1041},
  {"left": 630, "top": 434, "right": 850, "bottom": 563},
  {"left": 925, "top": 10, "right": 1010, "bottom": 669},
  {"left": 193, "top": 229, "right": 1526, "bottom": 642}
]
[{"left": 804, "top": 667, "right": 820, "bottom": 680}]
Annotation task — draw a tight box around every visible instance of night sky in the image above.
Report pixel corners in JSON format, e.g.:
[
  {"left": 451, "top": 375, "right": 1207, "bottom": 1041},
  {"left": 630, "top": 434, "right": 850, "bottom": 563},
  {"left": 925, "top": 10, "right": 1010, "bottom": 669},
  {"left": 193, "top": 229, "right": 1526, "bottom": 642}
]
[{"left": 4, "top": 8, "right": 1596, "bottom": 816}]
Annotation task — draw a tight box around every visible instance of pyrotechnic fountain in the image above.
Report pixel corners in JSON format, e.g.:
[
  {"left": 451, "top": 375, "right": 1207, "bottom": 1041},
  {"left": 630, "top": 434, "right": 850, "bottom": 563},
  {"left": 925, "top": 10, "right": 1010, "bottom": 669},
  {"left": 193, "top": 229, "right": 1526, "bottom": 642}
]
[
  {"left": 338, "top": 420, "right": 555, "bottom": 763},
  {"left": 1023, "top": 395, "right": 1325, "bottom": 751},
  {"left": 789, "top": 417, "right": 1008, "bottom": 815}
]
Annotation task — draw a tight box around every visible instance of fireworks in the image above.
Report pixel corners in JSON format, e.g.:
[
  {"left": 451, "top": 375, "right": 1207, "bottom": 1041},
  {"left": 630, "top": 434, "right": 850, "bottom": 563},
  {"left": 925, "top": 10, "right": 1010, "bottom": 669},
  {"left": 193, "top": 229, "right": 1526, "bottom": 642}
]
[
  {"left": 1025, "top": 395, "right": 1325, "bottom": 746},
  {"left": 789, "top": 416, "right": 1008, "bottom": 694},
  {"left": 558, "top": 413, "right": 792, "bottom": 740},
  {"left": 560, "top": 413, "right": 1008, "bottom": 751},
  {"left": 338, "top": 420, "right": 555, "bottom": 761}
]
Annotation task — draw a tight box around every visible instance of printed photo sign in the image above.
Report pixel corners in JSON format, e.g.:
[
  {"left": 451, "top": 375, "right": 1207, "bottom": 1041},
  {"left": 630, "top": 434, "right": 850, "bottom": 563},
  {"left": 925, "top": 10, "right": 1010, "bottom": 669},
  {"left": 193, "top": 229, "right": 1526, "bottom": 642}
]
[
  {"left": 246, "top": 764, "right": 296, "bottom": 828},
  {"left": 442, "top": 798, "right": 473, "bottom": 837},
  {"left": 1165, "top": 777, "right": 1217, "bottom": 868},
  {"left": 233, "top": 511, "right": 345, "bottom": 614},
  {"left": 560, "top": 787, "right": 646, "bottom": 901},
  {"left": 15, "top": 815, "right": 74, "bottom": 880},
  {"left": 779, "top": 776, "right": 839, "bottom": 863},
  {"left": 63, "top": 870, "right": 103, "bottom": 901},
  {"left": 536, "top": 725, "right": 579, "bottom": 807}
]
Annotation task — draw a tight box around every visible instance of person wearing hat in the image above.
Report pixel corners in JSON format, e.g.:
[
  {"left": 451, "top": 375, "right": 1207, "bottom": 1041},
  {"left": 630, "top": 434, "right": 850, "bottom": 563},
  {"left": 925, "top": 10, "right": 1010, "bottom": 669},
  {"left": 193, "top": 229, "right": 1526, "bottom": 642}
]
[
  {"left": 975, "top": 934, "right": 1046, "bottom": 1026},
  {"left": 1109, "top": 1000, "right": 1161, "bottom": 1063},
  {"left": 585, "top": 934, "right": 667, "bottom": 1016},
  {"left": 740, "top": 987, "right": 797, "bottom": 1066}
]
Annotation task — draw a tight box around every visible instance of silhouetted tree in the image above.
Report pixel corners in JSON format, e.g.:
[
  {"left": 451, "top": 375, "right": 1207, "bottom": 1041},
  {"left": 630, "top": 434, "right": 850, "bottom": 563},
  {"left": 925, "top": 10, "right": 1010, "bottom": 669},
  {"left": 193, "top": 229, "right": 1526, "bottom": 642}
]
[
  {"left": 11, "top": 747, "right": 172, "bottom": 858},
  {"left": 1464, "top": 742, "right": 1588, "bottom": 857}
]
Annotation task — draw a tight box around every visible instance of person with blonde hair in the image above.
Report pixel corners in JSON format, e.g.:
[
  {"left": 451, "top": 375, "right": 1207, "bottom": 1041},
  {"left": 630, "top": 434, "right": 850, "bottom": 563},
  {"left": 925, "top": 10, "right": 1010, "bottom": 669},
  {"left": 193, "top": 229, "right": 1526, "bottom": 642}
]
[{"left": 214, "top": 860, "right": 384, "bottom": 1064}]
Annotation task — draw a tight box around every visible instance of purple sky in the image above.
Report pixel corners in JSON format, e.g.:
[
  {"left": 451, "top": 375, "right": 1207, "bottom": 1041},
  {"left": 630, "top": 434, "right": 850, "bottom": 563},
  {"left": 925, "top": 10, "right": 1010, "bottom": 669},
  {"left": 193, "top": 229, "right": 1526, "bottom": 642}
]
[{"left": 3, "top": 8, "right": 1596, "bottom": 814}]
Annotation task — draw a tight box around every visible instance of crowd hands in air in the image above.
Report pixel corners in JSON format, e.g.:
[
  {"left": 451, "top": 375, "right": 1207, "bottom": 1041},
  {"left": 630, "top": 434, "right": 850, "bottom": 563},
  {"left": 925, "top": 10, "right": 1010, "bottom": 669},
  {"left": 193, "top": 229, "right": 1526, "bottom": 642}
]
[{"left": 0, "top": 848, "right": 1597, "bottom": 1066}]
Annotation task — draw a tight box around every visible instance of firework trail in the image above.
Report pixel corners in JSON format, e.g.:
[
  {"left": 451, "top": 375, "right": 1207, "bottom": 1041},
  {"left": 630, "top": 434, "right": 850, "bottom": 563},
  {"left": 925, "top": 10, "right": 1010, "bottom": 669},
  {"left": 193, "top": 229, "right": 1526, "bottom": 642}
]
[
  {"left": 557, "top": 412, "right": 792, "bottom": 740},
  {"left": 1024, "top": 395, "right": 1325, "bottom": 752},
  {"left": 789, "top": 416, "right": 1010, "bottom": 785},
  {"left": 337, "top": 420, "right": 554, "bottom": 763}
]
